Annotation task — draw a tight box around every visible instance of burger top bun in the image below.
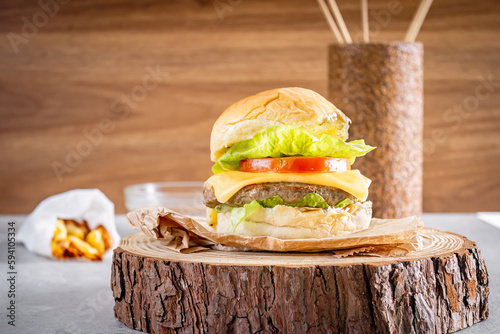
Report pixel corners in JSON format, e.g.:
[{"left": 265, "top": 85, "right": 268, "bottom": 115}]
[{"left": 210, "top": 87, "right": 351, "bottom": 162}]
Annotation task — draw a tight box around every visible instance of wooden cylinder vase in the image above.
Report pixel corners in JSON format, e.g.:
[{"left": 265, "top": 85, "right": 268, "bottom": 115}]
[{"left": 328, "top": 42, "right": 423, "bottom": 218}]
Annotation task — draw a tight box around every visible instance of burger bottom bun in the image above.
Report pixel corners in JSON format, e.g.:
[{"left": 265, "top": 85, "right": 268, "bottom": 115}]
[{"left": 212, "top": 201, "right": 372, "bottom": 239}]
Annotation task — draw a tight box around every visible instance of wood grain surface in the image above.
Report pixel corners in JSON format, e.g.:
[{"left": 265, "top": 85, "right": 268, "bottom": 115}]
[
  {"left": 0, "top": 0, "right": 499, "bottom": 213},
  {"left": 112, "top": 230, "right": 489, "bottom": 333}
]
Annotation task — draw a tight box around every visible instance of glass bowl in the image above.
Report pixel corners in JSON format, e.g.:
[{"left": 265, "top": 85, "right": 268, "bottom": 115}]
[{"left": 124, "top": 181, "right": 206, "bottom": 218}]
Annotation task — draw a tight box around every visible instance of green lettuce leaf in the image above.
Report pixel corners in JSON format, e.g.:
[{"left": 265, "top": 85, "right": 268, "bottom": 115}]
[
  {"left": 215, "top": 193, "right": 331, "bottom": 213},
  {"left": 230, "top": 200, "right": 261, "bottom": 232},
  {"left": 226, "top": 193, "right": 344, "bottom": 232},
  {"left": 258, "top": 193, "right": 330, "bottom": 209},
  {"left": 334, "top": 198, "right": 354, "bottom": 209},
  {"left": 212, "top": 125, "right": 375, "bottom": 173}
]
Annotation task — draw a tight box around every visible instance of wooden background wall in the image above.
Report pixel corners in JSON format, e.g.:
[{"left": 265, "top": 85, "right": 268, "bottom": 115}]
[{"left": 1, "top": 0, "right": 499, "bottom": 213}]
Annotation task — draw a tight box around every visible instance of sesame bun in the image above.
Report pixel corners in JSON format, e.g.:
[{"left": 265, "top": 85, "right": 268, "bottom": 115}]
[
  {"left": 210, "top": 87, "right": 350, "bottom": 161},
  {"left": 211, "top": 201, "right": 372, "bottom": 239}
]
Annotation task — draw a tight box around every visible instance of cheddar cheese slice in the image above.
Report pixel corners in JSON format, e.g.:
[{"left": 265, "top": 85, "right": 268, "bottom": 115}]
[{"left": 206, "top": 170, "right": 371, "bottom": 203}]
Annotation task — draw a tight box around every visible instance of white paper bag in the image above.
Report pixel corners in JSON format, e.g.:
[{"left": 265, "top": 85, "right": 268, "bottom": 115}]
[{"left": 18, "top": 189, "right": 120, "bottom": 258}]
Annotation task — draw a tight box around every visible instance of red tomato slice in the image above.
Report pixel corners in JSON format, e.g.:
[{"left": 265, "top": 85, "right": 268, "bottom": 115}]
[{"left": 239, "top": 157, "right": 351, "bottom": 173}]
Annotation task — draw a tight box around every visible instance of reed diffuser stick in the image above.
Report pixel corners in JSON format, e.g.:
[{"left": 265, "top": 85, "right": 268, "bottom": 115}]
[
  {"left": 405, "top": 0, "right": 434, "bottom": 42},
  {"left": 327, "top": 0, "right": 352, "bottom": 43},
  {"left": 361, "top": 0, "right": 369, "bottom": 42},
  {"left": 316, "top": 0, "right": 345, "bottom": 43}
]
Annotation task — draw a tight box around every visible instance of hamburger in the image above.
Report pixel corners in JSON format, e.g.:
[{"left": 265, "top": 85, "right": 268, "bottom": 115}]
[{"left": 203, "top": 87, "right": 375, "bottom": 239}]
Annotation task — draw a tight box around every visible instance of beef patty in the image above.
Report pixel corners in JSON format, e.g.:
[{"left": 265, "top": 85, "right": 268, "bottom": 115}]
[{"left": 203, "top": 182, "right": 358, "bottom": 208}]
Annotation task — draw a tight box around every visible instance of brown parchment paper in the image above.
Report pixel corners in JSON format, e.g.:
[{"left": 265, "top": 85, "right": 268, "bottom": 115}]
[{"left": 127, "top": 206, "right": 423, "bottom": 257}]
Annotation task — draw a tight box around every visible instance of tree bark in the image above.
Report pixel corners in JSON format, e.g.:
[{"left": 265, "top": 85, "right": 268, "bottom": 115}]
[{"left": 111, "top": 229, "right": 489, "bottom": 333}]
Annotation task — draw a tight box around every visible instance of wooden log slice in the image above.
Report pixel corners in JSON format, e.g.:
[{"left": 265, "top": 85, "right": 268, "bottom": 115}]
[{"left": 111, "top": 228, "right": 489, "bottom": 334}]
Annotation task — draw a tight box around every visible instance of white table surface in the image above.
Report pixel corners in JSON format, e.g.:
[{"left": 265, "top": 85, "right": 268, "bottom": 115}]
[{"left": 0, "top": 214, "right": 498, "bottom": 333}]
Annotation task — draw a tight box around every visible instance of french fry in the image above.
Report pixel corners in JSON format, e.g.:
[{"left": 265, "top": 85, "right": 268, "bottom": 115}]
[
  {"left": 80, "top": 220, "right": 91, "bottom": 235},
  {"left": 65, "top": 241, "right": 83, "bottom": 258},
  {"left": 96, "top": 225, "right": 113, "bottom": 250},
  {"left": 53, "top": 219, "right": 68, "bottom": 242},
  {"left": 51, "top": 218, "right": 111, "bottom": 261},
  {"left": 64, "top": 219, "right": 89, "bottom": 240},
  {"left": 86, "top": 229, "right": 105, "bottom": 256},
  {"left": 51, "top": 240, "right": 66, "bottom": 258},
  {"left": 68, "top": 236, "right": 101, "bottom": 261}
]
